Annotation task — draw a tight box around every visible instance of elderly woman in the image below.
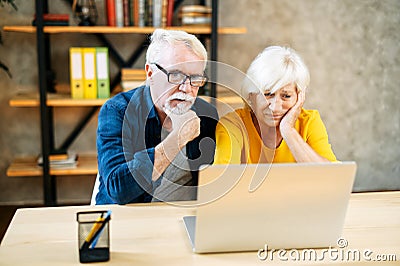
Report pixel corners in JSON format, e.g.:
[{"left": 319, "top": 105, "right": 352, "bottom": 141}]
[{"left": 214, "top": 46, "right": 337, "bottom": 164}]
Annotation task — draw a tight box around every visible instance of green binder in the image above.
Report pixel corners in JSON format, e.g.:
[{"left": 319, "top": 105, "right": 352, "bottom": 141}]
[{"left": 95, "top": 47, "right": 110, "bottom": 99}]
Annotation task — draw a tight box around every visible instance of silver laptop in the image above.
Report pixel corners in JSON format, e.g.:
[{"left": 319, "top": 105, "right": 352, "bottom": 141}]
[{"left": 183, "top": 162, "right": 357, "bottom": 253}]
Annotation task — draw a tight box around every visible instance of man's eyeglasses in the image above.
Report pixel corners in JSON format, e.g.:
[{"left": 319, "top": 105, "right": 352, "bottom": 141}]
[{"left": 153, "top": 63, "right": 208, "bottom": 87}]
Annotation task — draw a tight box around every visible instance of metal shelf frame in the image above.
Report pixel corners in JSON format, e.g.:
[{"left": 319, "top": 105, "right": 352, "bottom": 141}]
[{"left": 34, "top": 0, "right": 220, "bottom": 206}]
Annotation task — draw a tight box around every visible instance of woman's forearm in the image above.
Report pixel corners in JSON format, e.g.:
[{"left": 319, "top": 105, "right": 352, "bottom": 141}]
[{"left": 281, "top": 128, "right": 330, "bottom": 163}]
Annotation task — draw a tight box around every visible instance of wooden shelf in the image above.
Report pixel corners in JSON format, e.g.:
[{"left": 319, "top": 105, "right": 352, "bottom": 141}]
[
  {"left": 7, "top": 153, "right": 98, "bottom": 177},
  {"left": 4, "top": 2, "right": 244, "bottom": 205},
  {"left": 10, "top": 93, "right": 244, "bottom": 108},
  {"left": 3, "top": 26, "right": 247, "bottom": 35},
  {"left": 9, "top": 92, "right": 108, "bottom": 107}
]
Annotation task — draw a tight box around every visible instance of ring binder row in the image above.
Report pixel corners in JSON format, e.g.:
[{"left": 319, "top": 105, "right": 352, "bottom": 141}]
[{"left": 69, "top": 47, "right": 110, "bottom": 99}]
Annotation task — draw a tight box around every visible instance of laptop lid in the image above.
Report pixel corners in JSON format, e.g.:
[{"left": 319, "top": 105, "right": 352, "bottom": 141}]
[{"left": 184, "top": 162, "right": 356, "bottom": 253}]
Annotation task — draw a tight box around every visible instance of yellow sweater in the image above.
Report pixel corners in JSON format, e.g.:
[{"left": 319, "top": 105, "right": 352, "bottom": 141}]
[{"left": 214, "top": 108, "right": 337, "bottom": 164}]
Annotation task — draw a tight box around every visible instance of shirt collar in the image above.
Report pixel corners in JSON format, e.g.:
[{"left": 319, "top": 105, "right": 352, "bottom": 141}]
[{"left": 143, "top": 85, "right": 157, "bottom": 120}]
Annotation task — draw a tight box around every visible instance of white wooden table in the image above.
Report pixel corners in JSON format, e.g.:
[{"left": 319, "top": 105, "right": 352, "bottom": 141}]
[{"left": 0, "top": 192, "right": 399, "bottom": 265}]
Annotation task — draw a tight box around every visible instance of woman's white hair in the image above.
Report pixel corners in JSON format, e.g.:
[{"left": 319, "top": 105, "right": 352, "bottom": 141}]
[
  {"left": 146, "top": 29, "right": 207, "bottom": 65},
  {"left": 241, "top": 46, "right": 310, "bottom": 99}
]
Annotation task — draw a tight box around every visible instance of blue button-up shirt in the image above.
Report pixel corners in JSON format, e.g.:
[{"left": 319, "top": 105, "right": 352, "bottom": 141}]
[{"left": 96, "top": 85, "right": 218, "bottom": 204}]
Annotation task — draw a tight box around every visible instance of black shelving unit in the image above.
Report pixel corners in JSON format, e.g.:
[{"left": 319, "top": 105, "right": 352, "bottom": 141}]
[
  {"left": 34, "top": 0, "right": 220, "bottom": 206},
  {"left": 36, "top": 0, "right": 56, "bottom": 205}
]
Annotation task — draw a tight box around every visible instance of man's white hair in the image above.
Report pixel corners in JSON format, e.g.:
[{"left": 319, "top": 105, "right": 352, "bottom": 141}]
[{"left": 146, "top": 29, "right": 207, "bottom": 66}]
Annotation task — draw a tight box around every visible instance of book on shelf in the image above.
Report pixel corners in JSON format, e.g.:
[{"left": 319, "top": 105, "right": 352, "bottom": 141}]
[
  {"left": 179, "top": 5, "right": 211, "bottom": 26},
  {"left": 49, "top": 153, "right": 69, "bottom": 161},
  {"left": 150, "top": 0, "right": 169, "bottom": 27},
  {"left": 115, "top": 0, "right": 124, "bottom": 27},
  {"left": 105, "top": 0, "right": 116, "bottom": 26},
  {"left": 37, "top": 152, "right": 78, "bottom": 169},
  {"left": 103, "top": 0, "right": 184, "bottom": 27},
  {"left": 32, "top": 13, "right": 70, "bottom": 26},
  {"left": 152, "top": 0, "right": 162, "bottom": 27},
  {"left": 32, "top": 20, "right": 69, "bottom": 26},
  {"left": 181, "top": 16, "right": 211, "bottom": 26},
  {"left": 145, "top": 0, "right": 153, "bottom": 27},
  {"left": 180, "top": 5, "right": 212, "bottom": 14},
  {"left": 122, "top": 80, "right": 146, "bottom": 91},
  {"left": 33, "top": 13, "right": 70, "bottom": 21},
  {"left": 166, "top": 0, "right": 174, "bottom": 26},
  {"left": 121, "top": 68, "right": 147, "bottom": 80},
  {"left": 123, "top": 0, "right": 131, "bottom": 26},
  {"left": 121, "top": 68, "right": 146, "bottom": 91},
  {"left": 137, "top": 0, "right": 145, "bottom": 26},
  {"left": 132, "top": 0, "right": 139, "bottom": 26}
]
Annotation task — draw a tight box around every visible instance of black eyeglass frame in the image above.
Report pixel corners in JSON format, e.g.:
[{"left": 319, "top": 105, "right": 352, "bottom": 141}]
[{"left": 152, "top": 63, "right": 208, "bottom": 87}]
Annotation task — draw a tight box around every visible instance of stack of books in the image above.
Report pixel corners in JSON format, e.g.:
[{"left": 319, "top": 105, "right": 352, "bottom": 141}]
[
  {"left": 37, "top": 152, "right": 78, "bottom": 169},
  {"left": 121, "top": 68, "right": 147, "bottom": 91},
  {"left": 179, "top": 5, "right": 212, "bottom": 26},
  {"left": 32, "top": 13, "right": 69, "bottom": 26},
  {"left": 105, "top": 0, "right": 175, "bottom": 27}
]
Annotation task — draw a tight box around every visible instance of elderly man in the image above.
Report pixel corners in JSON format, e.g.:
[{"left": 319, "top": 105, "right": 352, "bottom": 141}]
[{"left": 95, "top": 29, "right": 218, "bottom": 204}]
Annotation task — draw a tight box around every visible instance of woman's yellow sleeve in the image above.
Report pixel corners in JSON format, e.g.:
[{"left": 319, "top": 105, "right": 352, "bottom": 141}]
[
  {"left": 305, "top": 111, "right": 338, "bottom": 162},
  {"left": 214, "top": 115, "right": 243, "bottom": 164}
]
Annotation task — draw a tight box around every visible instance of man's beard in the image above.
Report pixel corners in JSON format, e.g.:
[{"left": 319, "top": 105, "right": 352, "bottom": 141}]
[{"left": 164, "top": 92, "right": 195, "bottom": 115}]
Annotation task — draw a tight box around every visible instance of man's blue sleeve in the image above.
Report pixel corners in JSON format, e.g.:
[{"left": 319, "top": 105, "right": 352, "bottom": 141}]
[{"left": 96, "top": 100, "right": 156, "bottom": 204}]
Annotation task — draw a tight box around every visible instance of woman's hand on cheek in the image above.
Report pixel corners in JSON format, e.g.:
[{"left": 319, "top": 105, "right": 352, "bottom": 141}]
[{"left": 279, "top": 89, "right": 306, "bottom": 135}]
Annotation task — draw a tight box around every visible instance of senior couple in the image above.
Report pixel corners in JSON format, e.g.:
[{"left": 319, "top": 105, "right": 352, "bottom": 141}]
[{"left": 95, "top": 29, "right": 336, "bottom": 205}]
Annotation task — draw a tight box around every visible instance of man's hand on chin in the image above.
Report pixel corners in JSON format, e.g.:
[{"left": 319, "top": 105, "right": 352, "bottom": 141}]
[{"left": 164, "top": 108, "right": 200, "bottom": 149}]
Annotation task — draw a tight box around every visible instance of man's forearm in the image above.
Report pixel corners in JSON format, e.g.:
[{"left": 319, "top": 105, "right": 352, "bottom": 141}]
[{"left": 152, "top": 132, "right": 183, "bottom": 181}]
